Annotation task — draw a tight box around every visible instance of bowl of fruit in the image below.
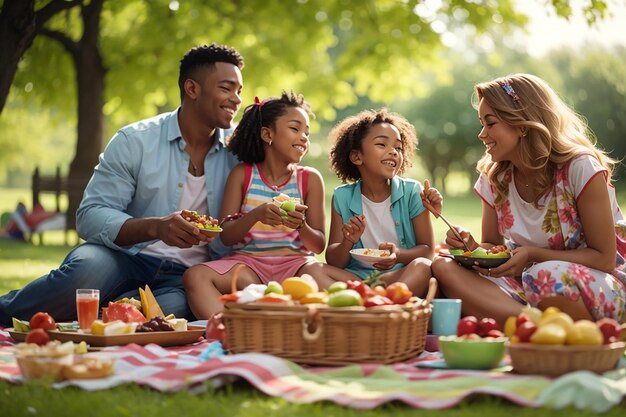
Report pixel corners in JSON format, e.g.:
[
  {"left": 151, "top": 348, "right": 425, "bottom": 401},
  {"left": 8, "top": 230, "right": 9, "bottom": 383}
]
[
  {"left": 505, "top": 307, "right": 626, "bottom": 376},
  {"left": 449, "top": 246, "right": 510, "bottom": 269},
  {"left": 438, "top": 315, "right": 506, "bottom": 370}
]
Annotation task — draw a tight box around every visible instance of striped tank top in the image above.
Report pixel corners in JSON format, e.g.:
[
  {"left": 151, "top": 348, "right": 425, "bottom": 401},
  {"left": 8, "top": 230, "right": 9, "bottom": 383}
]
[{"left": 233, "top": 163, "right": 312, "bottom": 257}]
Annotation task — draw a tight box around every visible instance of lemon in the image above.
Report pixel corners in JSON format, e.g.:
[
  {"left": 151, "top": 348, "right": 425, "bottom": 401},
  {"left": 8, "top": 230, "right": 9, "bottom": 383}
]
[
  {"left": 299, "top": 291, "right": 328, "bottom": 304},
  {"left": 504, "top": 316, "right": 518, "bottom": 338},
  {"left": 530, "top": 323, "right": 567, "bottom": 345},
  {"left": 521, "top": 306, "right": 543, "bottom": 324},
  {"left": 539, "top": 312, "right": 574, "bottom": 334},
  {"left": 282, "top": 276, "right": 317, "bottom": 300},
  {"left": 541, "top": 306, "right": 561, "bottom": 320},
  {"left": 566, "top": 320, "right": 603, "bottom": 346}
]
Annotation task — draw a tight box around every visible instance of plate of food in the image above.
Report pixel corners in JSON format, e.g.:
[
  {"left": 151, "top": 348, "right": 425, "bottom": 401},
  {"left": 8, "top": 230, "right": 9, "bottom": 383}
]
[
  {"left": 449, "top": 246, "right": 511, "bottom": 269},
  {"left": 350, "top": 248, "right": 393, "bottom": 266},
  {"left": 181, "top": 209, "right": 223, "bottom": 234},
  {"left": 8, "top": 325, "right": 206, "bottom": 348}
]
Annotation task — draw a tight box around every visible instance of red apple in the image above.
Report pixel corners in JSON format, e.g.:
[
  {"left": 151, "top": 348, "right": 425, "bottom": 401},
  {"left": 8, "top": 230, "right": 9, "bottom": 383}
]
[
  {"left": 516, "top": 312, "right": 531, "bottom": 327},
  {"left": 485, "top": 329, "right": 505, "bottom": 338},
  {"left": 457, "top": 316, "right": 478, "bottom": 336},
  {"left": 477, "top": 317, "right": 500, "bottom": 337},
  {"left": 515, "top": 321, "right": 538, "bottom": 343},
  {"left": 596, "top": 318, "right": 621, "bottom": 344}
]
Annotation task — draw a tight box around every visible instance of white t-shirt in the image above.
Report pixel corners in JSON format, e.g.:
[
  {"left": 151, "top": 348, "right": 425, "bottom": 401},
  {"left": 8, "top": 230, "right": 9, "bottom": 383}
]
[
  {"left": 140, "top": 172, "right": 210, "bottom": 266},
  {"left": 360, "top": 195, "right": 400, "bottom": 249}
]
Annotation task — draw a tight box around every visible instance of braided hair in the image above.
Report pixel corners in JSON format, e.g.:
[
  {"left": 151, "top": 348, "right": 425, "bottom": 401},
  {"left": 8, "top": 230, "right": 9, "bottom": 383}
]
[
  {"left": 178, "top": 43, "right": 244, "bottom": 101},
  {"left": 227, "top": 90, "right": 313, "bottom": 163}
]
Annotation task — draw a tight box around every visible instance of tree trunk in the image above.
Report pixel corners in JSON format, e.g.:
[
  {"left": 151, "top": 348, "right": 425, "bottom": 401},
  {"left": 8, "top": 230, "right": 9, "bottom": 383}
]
[
  {"left": 0, "top": 0, "right": 36, "bottom": 113},
  {"left": 66, "top": 0, "right": 105, "bottom": 230}
]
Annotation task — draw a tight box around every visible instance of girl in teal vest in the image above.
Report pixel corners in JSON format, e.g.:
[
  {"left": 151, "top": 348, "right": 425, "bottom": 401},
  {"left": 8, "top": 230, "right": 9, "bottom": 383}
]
[{"left": 326, "top": 109, "right": 441, "bottom": 297}]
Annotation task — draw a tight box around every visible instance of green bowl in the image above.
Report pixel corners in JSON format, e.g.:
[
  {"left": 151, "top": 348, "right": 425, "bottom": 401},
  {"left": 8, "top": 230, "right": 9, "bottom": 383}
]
[{"left": 439, "top": 336, "right": 506, "bottom": 369}]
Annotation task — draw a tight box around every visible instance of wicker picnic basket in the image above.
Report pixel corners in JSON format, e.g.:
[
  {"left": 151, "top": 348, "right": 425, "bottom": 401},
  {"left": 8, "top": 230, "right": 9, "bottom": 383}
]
[
  {"left": 222, "top": 278, "right": 436, "bottom": 365},
  {"left": 507, "top": 341, "right": 626, "bottom": 376}
]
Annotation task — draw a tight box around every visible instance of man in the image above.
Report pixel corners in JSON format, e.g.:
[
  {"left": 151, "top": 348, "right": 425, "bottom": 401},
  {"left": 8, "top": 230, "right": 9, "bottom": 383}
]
[{"left": 0, "top": 43, "right": 244, "bottom": 325}]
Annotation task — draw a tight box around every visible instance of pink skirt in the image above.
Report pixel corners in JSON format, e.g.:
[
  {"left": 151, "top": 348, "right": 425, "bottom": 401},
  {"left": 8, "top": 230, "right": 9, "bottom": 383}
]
[{"left": 200, "top": 253, "right": 316, "bottom": 284}]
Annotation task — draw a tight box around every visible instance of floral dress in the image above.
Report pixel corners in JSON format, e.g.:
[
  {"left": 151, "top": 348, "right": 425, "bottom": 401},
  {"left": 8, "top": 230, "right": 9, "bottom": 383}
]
[{"left": 475, "top": 155, "right": 626, "bottom": 322}]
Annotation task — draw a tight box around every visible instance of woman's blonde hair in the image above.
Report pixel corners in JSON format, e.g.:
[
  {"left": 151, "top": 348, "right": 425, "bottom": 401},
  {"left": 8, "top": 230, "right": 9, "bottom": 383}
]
[{"left": 472, "top": 73, "right": 616, "bottom": 205}]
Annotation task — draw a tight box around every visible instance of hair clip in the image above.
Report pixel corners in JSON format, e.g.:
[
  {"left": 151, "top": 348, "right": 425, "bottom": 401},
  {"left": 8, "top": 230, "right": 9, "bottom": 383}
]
[
  {"left": 499, "top": 80, "right": 520, "bottom": 103},
  {"left": 254, "top": 96, "right": 264, "bottom": 108}
]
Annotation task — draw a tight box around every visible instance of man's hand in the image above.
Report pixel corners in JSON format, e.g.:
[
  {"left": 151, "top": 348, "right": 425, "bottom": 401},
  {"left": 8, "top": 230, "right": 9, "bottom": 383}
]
[{"left": 156, "top": 212, "right": 209, "bottom": 248}]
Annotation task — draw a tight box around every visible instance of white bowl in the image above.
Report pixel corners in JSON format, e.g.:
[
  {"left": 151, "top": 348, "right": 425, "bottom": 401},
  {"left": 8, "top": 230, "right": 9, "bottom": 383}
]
[{"left": 349, "top": 248, "right": 393, "bottom": 266}]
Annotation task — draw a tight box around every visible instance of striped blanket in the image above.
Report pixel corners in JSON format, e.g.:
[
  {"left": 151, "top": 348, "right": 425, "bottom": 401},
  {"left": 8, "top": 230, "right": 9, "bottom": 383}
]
[{"left": 1, "top": 328, "right": 624, "bottom": 412}]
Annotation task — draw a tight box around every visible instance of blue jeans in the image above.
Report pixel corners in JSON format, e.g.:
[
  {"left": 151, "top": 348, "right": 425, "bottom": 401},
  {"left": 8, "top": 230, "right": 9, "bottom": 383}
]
[{"left": 0, "top": 243, "right": 193, "bottom": 326}]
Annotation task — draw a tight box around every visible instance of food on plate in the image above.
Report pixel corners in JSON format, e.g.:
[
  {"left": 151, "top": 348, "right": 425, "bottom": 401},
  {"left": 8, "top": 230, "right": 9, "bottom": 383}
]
[
  {"left": 91, "top": 319, "right": 138, "bottom": 336},
  {"left": 29, "top": 312, "right": 57, "bottom": 331},
  {"left": 450, "top": 246, "right": 510, "bottom": 258},
  {"left": 361, "top": 248, "right": 390, "bottom": 257},
  {"left": 12, "top": 317, "right": 31, "bottom": 332},
  {"left": 181, "top": 209, "right": 222, "bottom": 231},
  {"left": 135, "top": 316, "right": 174, "bottom": 332},
  {"left": 139, "top": 285, "right": 165, "bottom": 319},
  {"left": 167, "top": 318, "right": 188, "bottom": 331},
  {"left": 101, "top": 301, "right": 146, "bottom": 323},
  {"left": 62, "top": 356, "right": 115, "bottom": 380},
  {"left": 114, "top": 297, "right": 142, "bottom": 310}
]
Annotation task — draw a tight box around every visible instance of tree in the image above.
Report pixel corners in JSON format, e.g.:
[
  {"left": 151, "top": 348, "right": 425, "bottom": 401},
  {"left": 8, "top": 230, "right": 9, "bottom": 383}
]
[{"left": 0, "top": 0, "right": 615, "bottom": 222}]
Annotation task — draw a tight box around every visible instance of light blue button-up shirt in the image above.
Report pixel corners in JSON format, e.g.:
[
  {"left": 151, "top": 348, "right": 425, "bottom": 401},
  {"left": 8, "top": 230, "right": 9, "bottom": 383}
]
[{"left": 76, "top": 108, "right": 239, "bottom": 260}]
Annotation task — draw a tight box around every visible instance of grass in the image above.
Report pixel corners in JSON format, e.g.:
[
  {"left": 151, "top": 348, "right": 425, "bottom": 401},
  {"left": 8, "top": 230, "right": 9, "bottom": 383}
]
[{"left": 1, "top": 187, "right": 625, "bottom": 415}]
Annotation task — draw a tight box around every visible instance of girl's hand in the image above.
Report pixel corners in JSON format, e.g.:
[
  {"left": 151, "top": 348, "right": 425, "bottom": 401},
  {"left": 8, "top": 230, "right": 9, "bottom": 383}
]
[
  {"left": 420, "top": 179, "right": 443, "bottom": 216},
  {"left": 252, "top": 203, "right": 284, "bottom": 226},
  {"left": 373, "top": 242, "right": 399, "bottom": 270},
  {"left": 474, "top": 247, "right": 529, "bottom": 278},
  {"left": 342, "top": 214, "right": 366, "bottom": 244},
  {"left": 445, "top": 226, "right": 477, "bottom": 251},
  {"left": 283, "top": 203, "right": 308, "bottom": 230}
]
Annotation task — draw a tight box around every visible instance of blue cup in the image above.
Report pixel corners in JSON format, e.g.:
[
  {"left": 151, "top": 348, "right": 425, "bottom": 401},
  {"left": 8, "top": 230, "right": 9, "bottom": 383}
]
[{"left": 431, "top": 299, "right": 462, "bottom": 336}]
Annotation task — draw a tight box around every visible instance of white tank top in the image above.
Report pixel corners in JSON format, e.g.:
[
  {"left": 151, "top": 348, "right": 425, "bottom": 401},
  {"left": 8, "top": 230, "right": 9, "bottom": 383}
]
[{"left": 140, "top": 172, "right": 210, "bottom": 266}]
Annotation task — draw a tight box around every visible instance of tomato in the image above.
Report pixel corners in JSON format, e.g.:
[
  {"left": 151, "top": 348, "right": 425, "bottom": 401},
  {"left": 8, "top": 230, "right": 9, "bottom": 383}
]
[
  {"left": 25, "top": 328, "right": 50, "bottom": 346},
  {"left": 477, "top": 318, "right": 500, "bottom": 337},
  {"left": 29, "top": 312, "right": 56, "bottom": 331},
  {"left": 515, "top": 321, "right": 538, "bottom": 343},
  {"left": 346, "top": 280, "right": 374, "bottom": 299},
  {"left": 516, "top": 312, "right": 531, "bottom": 327},
  {"left": 596, "top": 318, "right": 622, "bottom": 344},
  {"left": 385, "top": 282, "right": 412, "bottom": 304},
  {"left": 456, "top": 316, "right": 478, "bottom": 336}
]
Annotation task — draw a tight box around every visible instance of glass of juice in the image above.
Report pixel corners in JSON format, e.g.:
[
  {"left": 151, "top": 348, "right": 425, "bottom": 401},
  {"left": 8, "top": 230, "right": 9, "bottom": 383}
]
[{"left": 76, "top": 289, "right": 100, "bottom": 331}]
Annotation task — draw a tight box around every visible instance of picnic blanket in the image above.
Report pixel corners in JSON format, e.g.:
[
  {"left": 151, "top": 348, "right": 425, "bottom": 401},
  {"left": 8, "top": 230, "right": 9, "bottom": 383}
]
[{"left": 1, "top": 327, "right": 625, "bottom": 413}]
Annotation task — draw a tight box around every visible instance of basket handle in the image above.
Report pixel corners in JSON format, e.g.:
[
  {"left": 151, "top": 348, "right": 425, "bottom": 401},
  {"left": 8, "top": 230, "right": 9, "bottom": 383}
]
[
  {"left": 301, "top": 307, "right": 322, "bottom": 341},
  {"left": 424, "top": 277, "right": 437, "bottom": 305}
]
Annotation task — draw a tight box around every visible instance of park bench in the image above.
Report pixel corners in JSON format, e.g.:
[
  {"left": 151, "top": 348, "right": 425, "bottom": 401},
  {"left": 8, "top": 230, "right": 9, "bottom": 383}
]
[{"left": 29, "top": 166, "right": 89, "bottom": 245}]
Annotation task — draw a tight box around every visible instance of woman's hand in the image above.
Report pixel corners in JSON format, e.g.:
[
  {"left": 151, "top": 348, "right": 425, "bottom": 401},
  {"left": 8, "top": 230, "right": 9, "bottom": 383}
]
[
  {"left": 474, "top": 247, "right": 530, "bottom": 278},
  {"left": 374, "top": 242, "right": 399, "bottom": 270},
  {"left": 445, "top": 226, "right": 477, "bottom": 251},
  {"left": 342, "top": 214, "right": 366, "bottom": 244}
]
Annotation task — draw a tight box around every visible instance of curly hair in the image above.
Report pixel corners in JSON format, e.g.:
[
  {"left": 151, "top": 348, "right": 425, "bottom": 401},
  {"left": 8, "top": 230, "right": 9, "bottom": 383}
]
[
  {"left": 328, "top": 108, "right": 417, "bottom": 183},
  {"left": 178, "top": 43, "right": 244, "bottom": 101},
  {"left": 227, "top": 90, "right": 314, "bottom": 163},
  {"left": 472, "top": 73, "right": 616, "bottom": 206}
]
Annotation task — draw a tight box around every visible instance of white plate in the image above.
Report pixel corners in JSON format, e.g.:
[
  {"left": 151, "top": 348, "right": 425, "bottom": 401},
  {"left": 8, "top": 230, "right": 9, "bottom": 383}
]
[{"left": 349, "top": 248, "right": 392, "bottom": 266}]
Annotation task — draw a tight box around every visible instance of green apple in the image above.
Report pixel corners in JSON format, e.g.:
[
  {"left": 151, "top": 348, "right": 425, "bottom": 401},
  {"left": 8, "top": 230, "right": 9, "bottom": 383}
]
[
  {"left": 280, "top": 201, "right": 297, "bottom": 212},
  {"left": 328, "top": 281, "right": 348, "bottom": 294},
  {"left": 327, "top": 289, "right": 363, "bottom": 307},
  {"left": 264, "top": 281, "right": 284, "bottom": 295}
]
